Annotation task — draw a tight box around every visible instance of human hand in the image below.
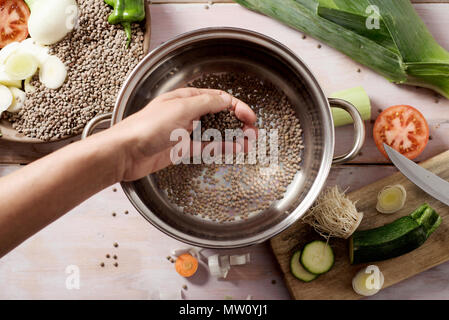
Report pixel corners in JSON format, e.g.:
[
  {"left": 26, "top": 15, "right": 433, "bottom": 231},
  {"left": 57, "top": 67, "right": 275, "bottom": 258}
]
[{"left": 105, "top": 87, "right": 257, "bottom": 182}]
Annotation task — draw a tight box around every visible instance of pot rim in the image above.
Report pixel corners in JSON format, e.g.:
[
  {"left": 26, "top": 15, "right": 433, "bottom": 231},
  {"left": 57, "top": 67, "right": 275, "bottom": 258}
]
[{"left": 114, "top": 27, "right": 335, "bottom": 248}]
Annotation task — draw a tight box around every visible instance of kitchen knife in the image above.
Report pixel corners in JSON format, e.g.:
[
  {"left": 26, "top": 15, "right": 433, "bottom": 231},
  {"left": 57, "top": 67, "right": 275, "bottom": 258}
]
[{"left": 384, "top": 144, "right": 449, "bottom": 206}]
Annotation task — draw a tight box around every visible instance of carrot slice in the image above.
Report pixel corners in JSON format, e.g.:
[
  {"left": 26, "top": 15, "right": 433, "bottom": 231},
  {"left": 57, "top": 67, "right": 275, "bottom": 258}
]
[{"left": 175, "top": 254, "right": 199, "bottom": 277}]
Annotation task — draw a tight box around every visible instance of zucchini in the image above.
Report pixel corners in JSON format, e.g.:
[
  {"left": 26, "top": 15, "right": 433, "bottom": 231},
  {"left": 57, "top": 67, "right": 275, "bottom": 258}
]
[
  {"left": 350, "top": 204, "right": 442, "bottom": 264},
  {"left": 300, "top": 240, "right": 334, "bottom": 275},
  {"left": 290, "top": 250, "right": 318, "bottom": 282}
]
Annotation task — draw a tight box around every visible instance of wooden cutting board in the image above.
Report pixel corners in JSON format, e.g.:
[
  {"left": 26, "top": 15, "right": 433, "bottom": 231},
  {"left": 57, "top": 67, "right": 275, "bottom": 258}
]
[{"left": 270, "top": 150, "right": 449, "bottom": 300}]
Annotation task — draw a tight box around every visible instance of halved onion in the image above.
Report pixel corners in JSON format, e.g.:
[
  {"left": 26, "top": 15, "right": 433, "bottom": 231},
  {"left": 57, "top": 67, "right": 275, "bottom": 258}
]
[{"left": 376, "top": 184, "right": 407, "bottom": 214}]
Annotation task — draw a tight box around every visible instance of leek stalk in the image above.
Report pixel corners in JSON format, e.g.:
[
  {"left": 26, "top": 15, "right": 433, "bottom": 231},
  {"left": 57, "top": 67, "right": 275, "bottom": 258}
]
[
  {"left": 330, "top": 86, "right": 371, "bottom": 127},
  {"left": 234, "top": 0, "right": 449, "bottom": 99}
]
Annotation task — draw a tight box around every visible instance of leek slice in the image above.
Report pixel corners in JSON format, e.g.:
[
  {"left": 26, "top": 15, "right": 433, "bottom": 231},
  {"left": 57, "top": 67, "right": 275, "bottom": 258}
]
[
  {"left": 352, "top": 265, "right": 384, "bottom": 296},
  {"left": 376, "top": 184, "right": 407, "bottom": 214},
  {"left": 4, "top": 53, "right": 39, "bottom": 81}
]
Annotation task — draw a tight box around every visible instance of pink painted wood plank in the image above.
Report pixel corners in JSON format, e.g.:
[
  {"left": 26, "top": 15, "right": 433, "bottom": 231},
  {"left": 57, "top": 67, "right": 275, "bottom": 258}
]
[
  {"left": 2, "top": 3, "right": 449, "bottom": 300},
  {"left": 0, "top": 165, "right": 288, "bottom": 300},
  {"left": 2, "top": 163, "right": 449, "bottom": 299},
  {"left": 2, "top": 3, "right": 449, "bottom": 164}
]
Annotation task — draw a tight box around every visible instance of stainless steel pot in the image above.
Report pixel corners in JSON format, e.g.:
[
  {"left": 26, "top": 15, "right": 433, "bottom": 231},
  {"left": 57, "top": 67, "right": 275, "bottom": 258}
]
[{"left": 83, "top": 28, "right": 365, "bottom": 248}]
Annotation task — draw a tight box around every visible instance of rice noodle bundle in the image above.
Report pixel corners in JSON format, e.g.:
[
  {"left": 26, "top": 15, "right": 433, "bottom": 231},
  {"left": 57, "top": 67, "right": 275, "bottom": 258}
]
[{"left": 302, "top": 186, "right": 363, "bottom": 239}]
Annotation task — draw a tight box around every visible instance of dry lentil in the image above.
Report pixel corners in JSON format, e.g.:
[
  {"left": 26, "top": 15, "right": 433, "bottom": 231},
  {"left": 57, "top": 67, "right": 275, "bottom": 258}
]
[
  {"left": 4, "top": 0, "right": 145, "bottom": 141},
  {"left": 155, "top": 73, "right": 304, "bottom": 223}
]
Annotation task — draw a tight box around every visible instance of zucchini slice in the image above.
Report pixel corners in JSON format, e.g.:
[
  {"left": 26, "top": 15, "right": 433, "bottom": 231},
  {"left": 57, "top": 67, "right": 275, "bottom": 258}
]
[
  {"left": 300, "top": 241, "right": 335, "bottom": 275},
  {"left": 290, "top": 250, "right": 318, "bottom": 282}
]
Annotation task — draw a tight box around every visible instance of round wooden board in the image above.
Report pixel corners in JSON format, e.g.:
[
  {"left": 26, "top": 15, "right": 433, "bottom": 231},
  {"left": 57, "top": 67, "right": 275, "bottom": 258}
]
[{"left": 0, "top": 4, "right": 151, "bottom": 144}]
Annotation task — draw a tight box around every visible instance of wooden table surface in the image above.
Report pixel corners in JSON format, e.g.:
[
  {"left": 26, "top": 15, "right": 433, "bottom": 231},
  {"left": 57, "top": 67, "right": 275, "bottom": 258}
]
[{"left": 1, "top": 0, "right": 449, "bottom": 300}]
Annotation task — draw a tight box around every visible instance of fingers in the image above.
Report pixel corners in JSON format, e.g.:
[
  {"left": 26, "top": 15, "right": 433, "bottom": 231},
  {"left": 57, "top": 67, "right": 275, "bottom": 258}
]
[
  {"left": 176, "top": 90, "right": 257, "bottom": 125},
  {"left": 155, "top": 87, "right": 257, "bottom": 125},
  {"left": 154, "top": 87, "right": 203, "bottom": 102},
  {"left": 229, "top": 95, "right": 257, "bottom": 124},
  {"left": 156, "top": 87, "right": 231, "bottom": 102}
]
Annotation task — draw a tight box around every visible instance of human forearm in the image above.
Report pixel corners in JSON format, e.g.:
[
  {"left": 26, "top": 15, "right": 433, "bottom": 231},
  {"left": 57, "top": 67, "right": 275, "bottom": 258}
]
[
  {"left": 0, "top": 131, "right": 126, "bottom": 258},
  {"left": 0, "top": 88, "right": 256, "bottom": 258}
]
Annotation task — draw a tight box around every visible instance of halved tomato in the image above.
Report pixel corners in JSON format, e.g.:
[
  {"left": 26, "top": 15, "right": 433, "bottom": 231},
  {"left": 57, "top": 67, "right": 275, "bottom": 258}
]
[
  {"left": 373, "top": 105, "right": 429, "bottom": 160},
  {"left": 0, "top": 0, "right": 30, "bottom": 48}
]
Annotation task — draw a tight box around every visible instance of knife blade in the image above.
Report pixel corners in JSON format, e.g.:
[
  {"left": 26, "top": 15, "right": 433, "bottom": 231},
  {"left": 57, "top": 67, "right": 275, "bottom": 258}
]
[{"left": 384, "top": 144, "right": 449, "bottom": 206}]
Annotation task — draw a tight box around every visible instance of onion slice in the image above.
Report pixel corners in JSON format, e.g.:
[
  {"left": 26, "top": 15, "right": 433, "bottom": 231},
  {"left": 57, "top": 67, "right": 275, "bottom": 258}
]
[
  {"left": 39, "top": 56, "right": 67, "bottom": 89},
  {"left": 24, "top": 77, "right": 36, "bottom": 93},
  {"left": 5, "top": 53, "right": 38, "bottom": 81},
  {"left": 0, "top": 66, "right": 22, "bottom": 88},
  {"left": 0, "top": 84, "right": 13, "bottom": 114},
  {"left": 7, "top": 87, "right": 26, "bottom": 113}
]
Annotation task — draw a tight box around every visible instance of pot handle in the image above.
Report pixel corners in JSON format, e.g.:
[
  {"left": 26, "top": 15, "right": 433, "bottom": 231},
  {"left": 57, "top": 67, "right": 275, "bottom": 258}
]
[
  {"left": 81, "top": 112, "right": 113, "bottom": 139},
  {"left": 328, "top": 98, "right": 365, "bottom": 165}
]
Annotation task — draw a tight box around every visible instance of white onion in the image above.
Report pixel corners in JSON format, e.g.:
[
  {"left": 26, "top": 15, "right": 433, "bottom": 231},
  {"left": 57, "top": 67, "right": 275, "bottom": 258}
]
[{"left": 27, "top": 0, "right": 78, "bottom": 45}]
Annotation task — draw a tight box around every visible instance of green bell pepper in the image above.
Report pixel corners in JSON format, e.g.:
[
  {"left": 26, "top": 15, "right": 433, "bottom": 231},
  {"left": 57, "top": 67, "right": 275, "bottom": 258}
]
[{"left": 105, "top": 0, "right": 146, "bottom": 48}]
